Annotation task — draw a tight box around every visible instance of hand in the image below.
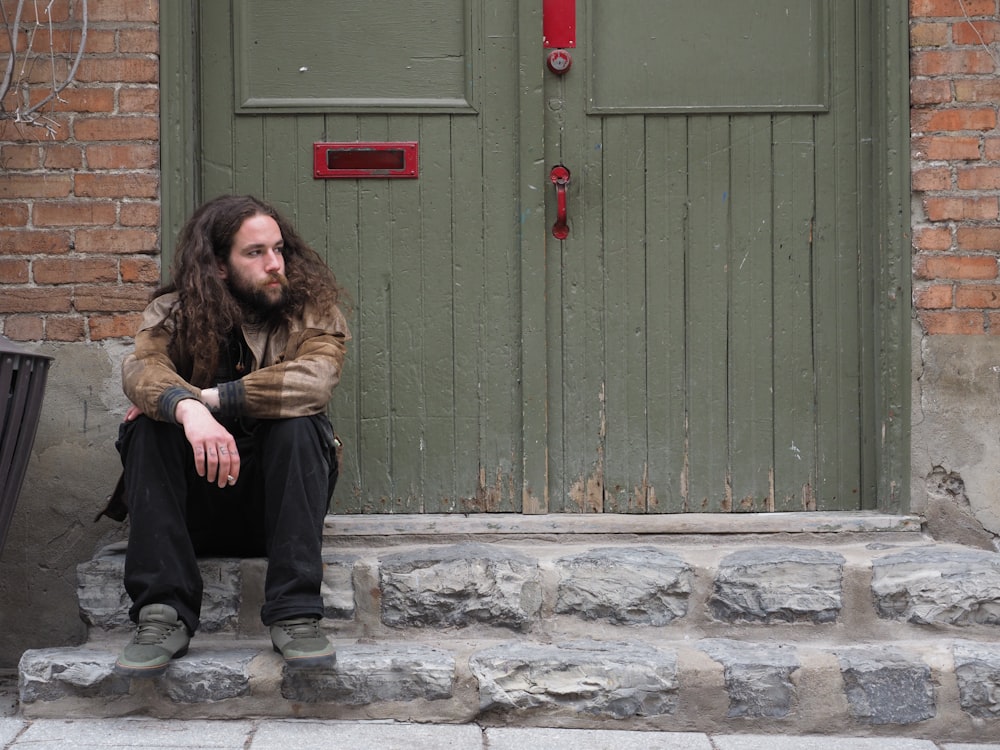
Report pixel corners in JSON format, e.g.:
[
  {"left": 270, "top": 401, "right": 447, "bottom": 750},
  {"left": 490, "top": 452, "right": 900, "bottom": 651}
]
[
  {"left": 174, "top": 398, "right": 240, "bottom": 488},
  {"left": 123, "top": 403, "right": 144, "bottom": 422}
]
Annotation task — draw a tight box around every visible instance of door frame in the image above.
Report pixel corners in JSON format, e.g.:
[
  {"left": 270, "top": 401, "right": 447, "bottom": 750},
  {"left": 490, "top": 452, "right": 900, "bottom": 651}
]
[{"left": 159, "top": 0, "right": 911, "bottom": 513}]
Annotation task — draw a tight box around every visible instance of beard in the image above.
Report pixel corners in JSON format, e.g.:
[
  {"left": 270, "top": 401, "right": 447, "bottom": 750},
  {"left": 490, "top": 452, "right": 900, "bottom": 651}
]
[{"left": 226, "top": 270, "right": 290, "bottom": 318}]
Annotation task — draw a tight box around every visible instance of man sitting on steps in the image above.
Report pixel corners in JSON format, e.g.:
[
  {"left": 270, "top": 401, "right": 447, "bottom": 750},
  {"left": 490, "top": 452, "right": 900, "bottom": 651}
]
[{"left": 107, "top": 194, "right": 350, "bottom": 677}]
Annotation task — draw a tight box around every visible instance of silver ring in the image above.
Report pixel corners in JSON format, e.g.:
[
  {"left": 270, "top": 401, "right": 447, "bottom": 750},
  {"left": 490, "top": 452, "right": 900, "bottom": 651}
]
[{"left": 226, "top": 475, "right": 236, "bottom": 485}]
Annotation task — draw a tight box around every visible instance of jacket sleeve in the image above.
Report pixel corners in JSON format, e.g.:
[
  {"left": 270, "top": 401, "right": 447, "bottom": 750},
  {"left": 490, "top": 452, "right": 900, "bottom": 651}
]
[
  {"left": 121, "top": 294, "right": 201, "bottom": 424},
  {"left": 214, "top": 304, "right": 351, "bottom": 419}
]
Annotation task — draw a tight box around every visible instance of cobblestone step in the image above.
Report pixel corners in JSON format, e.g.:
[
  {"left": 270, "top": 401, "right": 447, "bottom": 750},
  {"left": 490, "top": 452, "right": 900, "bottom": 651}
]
[
  {"left": 17, "top": 514, "right": 1000, "bottom": 739},
  {"left": 18, "top": 634, "right": 1000, "bottom": 741}
]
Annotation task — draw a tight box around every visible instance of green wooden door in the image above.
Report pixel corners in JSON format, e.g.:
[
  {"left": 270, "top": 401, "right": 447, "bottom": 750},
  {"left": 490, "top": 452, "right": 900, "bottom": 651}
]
[
  {"left": 190, "top": 0, "right": 892, "bottom": 514},
  {"left": 543, "top": 0, "right": 877, "bottom": 513}
]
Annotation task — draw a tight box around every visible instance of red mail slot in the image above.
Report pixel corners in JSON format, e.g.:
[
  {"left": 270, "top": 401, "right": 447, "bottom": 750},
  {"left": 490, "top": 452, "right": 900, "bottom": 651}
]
[{"left": 313, "top": 142, "right": 418, "bottom": 178}]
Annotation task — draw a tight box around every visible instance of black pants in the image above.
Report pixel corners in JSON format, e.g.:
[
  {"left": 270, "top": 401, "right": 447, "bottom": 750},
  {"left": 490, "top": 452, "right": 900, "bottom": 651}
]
[{"left": 117, "top": 413, "right": 337, "bottom": 634}]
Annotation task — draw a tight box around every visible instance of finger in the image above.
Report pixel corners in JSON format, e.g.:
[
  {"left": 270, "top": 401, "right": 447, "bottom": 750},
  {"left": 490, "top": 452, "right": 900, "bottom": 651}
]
[
  {"left": 205, "top": 444, "right": 220, "bottom": 483},
  {"left": 222, "top": 446, "right": 240, "bottom": 487},
  {"left": 193, "top": 443, "right": 207, "bottom": 478},
  {"left": 216, "top": 443, "right": 239, "bottom": 487}
]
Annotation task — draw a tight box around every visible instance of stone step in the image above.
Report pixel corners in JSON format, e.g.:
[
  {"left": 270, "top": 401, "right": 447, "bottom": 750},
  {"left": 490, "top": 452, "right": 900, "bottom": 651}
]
[
  {"left": 18, "top": 513, "right": 1000, "bottom": 738},
  {"left": 76, "top": 532, "right": 1000, "bottom": 640},
  {"left": 18, "top": 633, "right": 1000, "bottom": 741}
]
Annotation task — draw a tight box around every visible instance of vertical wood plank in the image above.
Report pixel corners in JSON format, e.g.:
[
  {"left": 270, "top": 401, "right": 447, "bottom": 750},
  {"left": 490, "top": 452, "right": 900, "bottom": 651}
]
[
  {"left": 727, "top": 115, "right": 775, "bottom": 512},
  {"left": 771, "top": 115, "right": 818, "bottom": 511},
  {"left": 813, "top": 0, "right": 862, "bottom": 510},
  {"left": 685, "top": 115, "right": 731, "bottom": 512},
  {"left": 603, "top": 115, "right": 649, "bottom": 513},
  {"left": 519, "top": 0, "right": 548, "bottom": 514},
  {"left": 644, "top": 117, "right": 689, "bottom": 512},
  {"left": 198, "top": 2, "right": 234, "bottom": 201}
]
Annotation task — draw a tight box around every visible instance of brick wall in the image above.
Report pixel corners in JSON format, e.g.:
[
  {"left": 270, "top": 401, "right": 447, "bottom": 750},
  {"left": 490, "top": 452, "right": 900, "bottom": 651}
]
[
  {"left": 912, "top": 0, "right": 1000, "bottom": 334},
  {"left": 0, "top": 0, "right": 159, "bottom": 343}
]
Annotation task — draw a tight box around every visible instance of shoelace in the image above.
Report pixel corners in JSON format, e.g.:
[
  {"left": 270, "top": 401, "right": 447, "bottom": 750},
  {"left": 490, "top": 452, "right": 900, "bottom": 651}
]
[
  {"left": 276, "top": 618, "right": 320, "bottom": 640},
  {"left": 132, "top": 617, "right": 180, "bottom": 645}
]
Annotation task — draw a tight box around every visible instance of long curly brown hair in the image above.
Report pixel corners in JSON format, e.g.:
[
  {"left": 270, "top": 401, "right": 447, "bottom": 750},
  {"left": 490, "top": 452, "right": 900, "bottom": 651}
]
[{"left": 155, "top": 194, "right": 345, "bottom": 385}]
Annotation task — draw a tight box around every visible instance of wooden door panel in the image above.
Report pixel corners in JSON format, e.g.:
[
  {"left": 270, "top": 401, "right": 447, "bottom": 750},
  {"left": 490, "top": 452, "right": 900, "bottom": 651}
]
[
  {"left": 200, "top": 1, "right": 523, "bottom": 513},
  {"left": 546, "top": 0, "right": 874, "bottom": 512}
]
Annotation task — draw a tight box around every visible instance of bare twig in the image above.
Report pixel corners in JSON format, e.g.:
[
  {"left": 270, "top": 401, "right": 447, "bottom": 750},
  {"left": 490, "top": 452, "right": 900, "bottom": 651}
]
[{"left": 0, "top": 0, "right": 88, "bottom": 135}]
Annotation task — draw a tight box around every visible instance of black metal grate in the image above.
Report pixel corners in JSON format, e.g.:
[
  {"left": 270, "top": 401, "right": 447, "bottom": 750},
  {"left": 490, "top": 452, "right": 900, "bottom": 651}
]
[{"left": 0, "top": 336, "right": 52, "bottom": 555}]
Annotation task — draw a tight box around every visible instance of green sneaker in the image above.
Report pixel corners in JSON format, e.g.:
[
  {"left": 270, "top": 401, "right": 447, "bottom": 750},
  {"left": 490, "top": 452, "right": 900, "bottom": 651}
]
[
  {"left": 114, "top": 603, "right": 191, "bottom": 677},
  {"left": 269, "top": 617, "right": 335, "bottom": 669}
]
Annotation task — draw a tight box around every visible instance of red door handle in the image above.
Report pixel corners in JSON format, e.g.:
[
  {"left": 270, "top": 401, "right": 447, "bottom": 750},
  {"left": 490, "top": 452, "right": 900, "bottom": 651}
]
[{"left": 550, "top": 165, "right": 570, "bottom": 240}]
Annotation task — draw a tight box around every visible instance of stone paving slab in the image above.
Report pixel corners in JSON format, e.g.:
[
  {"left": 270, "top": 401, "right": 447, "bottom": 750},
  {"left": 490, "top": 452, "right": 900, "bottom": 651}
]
[
  {"left": 6, "top": 718, "right": 254, "bottom": 749},
  {"left": 1, "top": 719, "right": 997, "bottom": 750},
  {"left": 0, "top": 718, "right": 24, "bottom": 746},
  {"left": 711, "top": 736, "right": 940, "bottom": 750},
  {"left": 484, "top": 726, "right": 713, "bottom": 749}
]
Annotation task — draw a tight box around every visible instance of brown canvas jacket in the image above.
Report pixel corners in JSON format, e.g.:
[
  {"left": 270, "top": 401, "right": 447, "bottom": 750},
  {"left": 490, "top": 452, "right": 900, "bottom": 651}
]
[{"left": 121, "top": 292, "right": 351, "bottom": 423}]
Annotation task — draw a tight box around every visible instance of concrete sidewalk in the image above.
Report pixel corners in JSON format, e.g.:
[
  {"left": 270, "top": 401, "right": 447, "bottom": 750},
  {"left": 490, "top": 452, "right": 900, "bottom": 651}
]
[{"left": 0, "top": 718, "right": 998, "bottom": 750}]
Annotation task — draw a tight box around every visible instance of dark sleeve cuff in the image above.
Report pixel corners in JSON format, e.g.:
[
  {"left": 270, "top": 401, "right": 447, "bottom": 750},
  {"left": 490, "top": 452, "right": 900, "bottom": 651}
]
[
  {"left": 216, "top": 380, "right": 246, "bottom": 417},
  {"left": 158, "top": 386, "right": 199, "bottom": 424}
]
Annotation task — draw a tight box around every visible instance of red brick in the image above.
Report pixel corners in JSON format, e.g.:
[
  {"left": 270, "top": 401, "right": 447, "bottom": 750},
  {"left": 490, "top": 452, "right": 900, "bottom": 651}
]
[
  {"left": 957, "top": 226, "right": 1000, "bottom": 251},
  {"left": 958, "top": 166, "right": 1000, "bottom": 189},
  {"left": 0, "top": 202, "right": 30, "bottom": 227},
  {"left": 28, "top": 86, "right": 115, "bottom": 113},
  {"left": 75, "top": 228, "right": 158, "bottom": 255},
  {"left": 910, "top": 0, "right": 998, "bottom": 17},
  {"left": 925, "top": 196, "right": 999, "bottom": 222},
  {"left": 985, "top": 137, "right": 1000, "bottom": 160},
  {"left": 914, "top": 284, "right": 954, "bottom": 309},
  {"left": 1, "top": 0, "right": 72, "bottom": 24},
  {"left": 918, "top": 310, "right": 986, "bottom": 334},
  {"left": 43, "top": 28, "right": 115, "bottom": 55},
  {"left": 75, "top": 173, "right": 159, "bottom": 199},
  {"left": 120, "top": 202, "right": 160, "bottom": 227},
  {"left": 911, "top": 22, "right": 951, "bottom": 46},
  {"left": 119, "top": 29, "right": 159, "bottom": 54},
  {"left": 88, "top": 0, "right": 159, "bottom": 23},
  {"left": 119, "top": 87, "right": 159, "bottom": 113},
  {"left": 911, "top": 49, "right": 998, "bottom": 76},
  {"left": 956, "top": 284, "right": 1000, "bottom": 307},
  {"left": 89, "top": 312, "right": 144, "bottom": 340},
  {"left": 45, "top": 316, "right": 87, "bottom": 341},
  {"left": 86, "top": 144, "right": 159, "bottom": 170},
  {"left": 911, "top": 79, "right": 953, "bottom": 105},
  {"left": 912, "top": 107, "right": 998, "bottom": 132},
  {"left": 75, "top": 58, "right": 158, "bottom": 85},
  {"left": 913, "top": 135, "right": 981, "bottom": 161},
  {"left": 0, "top": 144, "right": 42, "bottom": 169},
  {"left": 953, "top": 20, "right": 1000, "bottom": 44},
  {"left": 74, "top": 284, "right": 151, "bottom": 312},
  {"left": 913, "top": 226, "right": 954, "bottom": 252},
  {"left": 43, "top": 145, "right": 84, "bottom": 170},
  {"left": 915, "top": 253, "right": 998, "bottom": 279},
  {"left": 0, "top": 287, "right": 73, "bottom": 313},
  {"left": 120, "top": 257, "right": 161, "bottom": 283},
  {"left": 0, "top": 229, "right": 71, "bottom": 255},
  {"left": 911, "top": 166, "right": 949, "bottom": 192},
  {"left": 0, "top": 258, "right": 30, "bottom": 283},
  {"left": 0, "top": 117, "right": 70, "bottom": 142},
  {"left": 2, "top": 316, "right": 45, "bottom": 341},
  {"left": 0, "top": 174, "right": 72, "bottom": 199},
  {"left": 73, "top": 116, "right": 159, "bottom": 142},
  {"left": 955, "top": 80, "right": 1000, "bottom": 103},
  {"left": 33, "top": 202, "right": 117, "bottom": 227},
  {"left": 33, "top": 258, "right": 119, "bottom": 284}
]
